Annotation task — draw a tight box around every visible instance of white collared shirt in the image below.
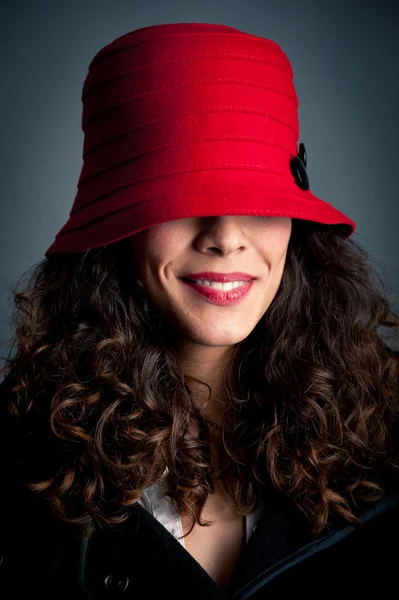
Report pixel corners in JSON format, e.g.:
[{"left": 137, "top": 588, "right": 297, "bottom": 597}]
[{"left": 137, "top": 468, "right": 264, "bottom": 548}]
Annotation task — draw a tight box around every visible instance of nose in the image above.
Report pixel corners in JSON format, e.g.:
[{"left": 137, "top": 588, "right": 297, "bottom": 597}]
[{"left": 194, "top": 216, "right": 249, "bottom": 255}]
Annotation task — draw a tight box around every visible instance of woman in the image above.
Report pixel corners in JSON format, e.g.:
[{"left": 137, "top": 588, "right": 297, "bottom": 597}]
[{"left": 1, "top": 22, "right": 399, "bottom": 599}]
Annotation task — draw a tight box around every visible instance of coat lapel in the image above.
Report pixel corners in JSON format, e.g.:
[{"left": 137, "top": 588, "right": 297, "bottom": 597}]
[
  {"left": 77, "top": 501, "right": 230, "bottom": 599},
  {"left": 75, "top": 485, "right": 399, "bottom": 600},
  {"left": 226, "top": 487, "right": 399, "bottom": 600}
]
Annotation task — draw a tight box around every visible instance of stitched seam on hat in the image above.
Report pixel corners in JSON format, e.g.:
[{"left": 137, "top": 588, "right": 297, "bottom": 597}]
[
  {"left": 87, "top": 76, "right": 297, "bottom": 104},
  {"left": 83, "top": 54, "right": 291, "bottom": 100},
  {"left": 83, "top": 108, "right": 298, "bottom": 158},
  {"left": 80, "top": 138, "right": 293, "bottom": 183},
  {"left": 76, "top": 167, "right": 297, "bottom": 202},
  {"left": 82, "top": 79, "right": 298, "bottom": 127},
  {"left": 78, "top": 164, "right": 295, "bottom": 192},
  {"left": 84, "top": 106, "right": 295, "bottom": 132}
]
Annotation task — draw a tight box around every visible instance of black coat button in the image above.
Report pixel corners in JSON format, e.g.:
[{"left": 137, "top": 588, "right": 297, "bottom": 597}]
[
  {"left": 104, "top": 570, "right": 130, "bottom": 592},
  {"left": 290, "top": 142, "right": 310, "bottom": 190}
]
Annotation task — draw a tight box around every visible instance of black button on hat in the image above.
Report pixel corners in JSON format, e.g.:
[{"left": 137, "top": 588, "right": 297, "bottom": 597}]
[{"left": 290, "top": 142, "right": 309, "bottom": 190}]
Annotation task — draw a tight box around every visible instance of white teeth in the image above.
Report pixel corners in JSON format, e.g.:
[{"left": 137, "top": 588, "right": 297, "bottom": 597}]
[{"left": 194, "top": 279, "right": 247, "bottom": 291}]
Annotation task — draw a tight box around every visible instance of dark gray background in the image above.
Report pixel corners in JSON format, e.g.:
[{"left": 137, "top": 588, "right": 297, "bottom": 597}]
[{"left": 1, "top": 0, "right": 398, "bottom": 359}]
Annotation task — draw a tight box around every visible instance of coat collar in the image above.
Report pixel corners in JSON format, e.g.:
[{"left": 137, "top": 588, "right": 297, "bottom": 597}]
[
  {"left": 226, "top": 487, "right": 399, "bottom": 599},
  {"left": 72, "top": 483, "right": 399, "bottom": 600}
]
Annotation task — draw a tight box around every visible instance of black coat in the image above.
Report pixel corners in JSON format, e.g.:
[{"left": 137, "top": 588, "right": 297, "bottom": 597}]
[{"left": 1, "top": 374, "right": 399, "bottom": 599}]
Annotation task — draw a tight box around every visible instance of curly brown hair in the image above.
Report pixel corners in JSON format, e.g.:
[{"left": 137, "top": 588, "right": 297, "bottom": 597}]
[{"left": 1, "top": 218, "right": 399, "bottom": 539}]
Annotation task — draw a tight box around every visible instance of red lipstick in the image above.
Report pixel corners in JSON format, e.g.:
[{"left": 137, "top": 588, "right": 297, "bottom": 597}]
[{"left": 179, "top": 276, "right": 255, "bottom": 306}]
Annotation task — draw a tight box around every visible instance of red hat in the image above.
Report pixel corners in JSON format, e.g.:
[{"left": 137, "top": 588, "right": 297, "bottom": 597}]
[{"left": 45, "top": 22, "right": 356, "bottom": 256}]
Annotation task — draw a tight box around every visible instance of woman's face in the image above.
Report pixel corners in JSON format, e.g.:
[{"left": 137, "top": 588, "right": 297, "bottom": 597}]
[{"left": 128, "top": 216, "right": 292, "bottom": 349}]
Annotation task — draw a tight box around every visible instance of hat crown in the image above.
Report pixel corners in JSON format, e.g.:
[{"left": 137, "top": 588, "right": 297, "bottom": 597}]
[{"left": 74, "top": 22, "right": 300, "bottom": 215}]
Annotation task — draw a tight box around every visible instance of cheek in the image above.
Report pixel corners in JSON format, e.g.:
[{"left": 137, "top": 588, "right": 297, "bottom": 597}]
[
  {"left": 129, "top": 233, "right": 163, "bottom": 276},
  {"left": 145, "top": 227, "right": 182, "bottom": 261}
]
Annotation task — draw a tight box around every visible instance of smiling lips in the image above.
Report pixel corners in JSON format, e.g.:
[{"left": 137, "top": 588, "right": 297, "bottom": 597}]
[{"left": 180, "top": 277, "right": 255, "bottom": 305}]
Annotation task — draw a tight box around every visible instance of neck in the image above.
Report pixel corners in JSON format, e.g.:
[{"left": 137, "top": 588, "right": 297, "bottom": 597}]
[{"left": 169, "top": 339, "right": 235, "bottom": 424}]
